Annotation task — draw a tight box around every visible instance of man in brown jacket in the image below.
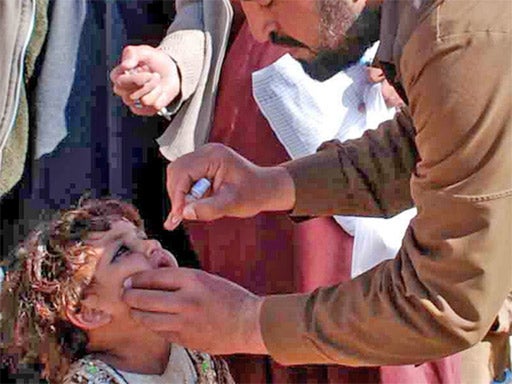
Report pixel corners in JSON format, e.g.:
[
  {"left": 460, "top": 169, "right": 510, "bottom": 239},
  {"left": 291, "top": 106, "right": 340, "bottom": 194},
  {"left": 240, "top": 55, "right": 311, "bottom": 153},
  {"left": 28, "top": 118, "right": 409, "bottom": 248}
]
[{"left": 123, "top": 0, "right": 512, "bottom": 379}]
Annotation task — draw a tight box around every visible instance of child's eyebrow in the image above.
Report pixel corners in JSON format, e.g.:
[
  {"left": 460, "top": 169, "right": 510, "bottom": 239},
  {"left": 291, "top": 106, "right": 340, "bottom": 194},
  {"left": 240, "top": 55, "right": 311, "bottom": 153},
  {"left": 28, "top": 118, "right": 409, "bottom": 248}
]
[{"left": 107, "top": 228, "right": 145, "bottom": 244}]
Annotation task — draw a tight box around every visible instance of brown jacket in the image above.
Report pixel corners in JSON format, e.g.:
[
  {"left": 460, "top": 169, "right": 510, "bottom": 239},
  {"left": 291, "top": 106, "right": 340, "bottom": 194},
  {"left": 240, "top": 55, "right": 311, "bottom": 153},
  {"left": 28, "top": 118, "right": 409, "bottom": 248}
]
[{"left": 261, "top": 0, "right": 512, "bottom": 366}]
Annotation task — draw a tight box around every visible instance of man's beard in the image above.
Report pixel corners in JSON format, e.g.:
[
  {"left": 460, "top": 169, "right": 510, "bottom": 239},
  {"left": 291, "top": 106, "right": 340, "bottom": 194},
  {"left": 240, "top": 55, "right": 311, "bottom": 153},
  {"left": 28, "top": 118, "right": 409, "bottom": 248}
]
[
  {"left": 318, "top": 0, "right": 357, "bottom": 51},
  {"left": 304, "top": 1, "right": 381, "bottom": 80},
  {"left": 268, "top": 0, "right": 381, "bottom": 81}
]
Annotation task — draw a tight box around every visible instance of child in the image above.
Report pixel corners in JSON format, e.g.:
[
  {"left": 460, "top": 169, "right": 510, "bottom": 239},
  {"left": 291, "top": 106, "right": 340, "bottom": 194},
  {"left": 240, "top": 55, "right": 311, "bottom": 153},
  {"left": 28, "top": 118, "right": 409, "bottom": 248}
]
[{"left": 1, "top": 199, "right": 234, "bottom": 383}]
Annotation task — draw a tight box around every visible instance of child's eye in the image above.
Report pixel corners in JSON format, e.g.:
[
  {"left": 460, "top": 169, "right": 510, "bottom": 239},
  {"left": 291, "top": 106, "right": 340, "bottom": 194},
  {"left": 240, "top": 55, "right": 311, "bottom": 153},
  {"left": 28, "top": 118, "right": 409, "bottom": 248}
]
[{"left": 112, "top": 245, "right": 130, "bottom": 262}]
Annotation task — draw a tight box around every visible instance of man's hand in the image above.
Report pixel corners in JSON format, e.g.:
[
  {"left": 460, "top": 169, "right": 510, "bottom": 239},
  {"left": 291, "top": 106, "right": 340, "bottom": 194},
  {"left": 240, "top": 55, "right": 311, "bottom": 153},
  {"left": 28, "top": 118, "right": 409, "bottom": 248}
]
[
  {"left": 366, "top": 66, "right": 404, "bottom": 108},
  {"left": 110, "top": 45, "right": 181, "bottom": 116},
  {"left": 164, "top": 143, "right": 296, "bottom": 230},
  {"left": 491, "top": 293, "right": 512, "bottom": 334},
  {"left": 123, "top": 267, "right": 268, "bottom": 355}
]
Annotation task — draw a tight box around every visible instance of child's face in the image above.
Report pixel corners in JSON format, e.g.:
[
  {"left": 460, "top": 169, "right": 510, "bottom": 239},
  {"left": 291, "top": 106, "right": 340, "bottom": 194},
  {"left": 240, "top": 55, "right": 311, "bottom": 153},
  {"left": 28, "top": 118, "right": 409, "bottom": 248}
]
[{"left": 82, "top": 218, "right": 178, "bottom": 323}]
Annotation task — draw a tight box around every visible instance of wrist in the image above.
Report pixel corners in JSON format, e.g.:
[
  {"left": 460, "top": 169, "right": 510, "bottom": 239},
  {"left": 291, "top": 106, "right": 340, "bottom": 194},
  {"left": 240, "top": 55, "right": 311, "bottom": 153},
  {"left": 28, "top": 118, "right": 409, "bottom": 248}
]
[
  {"left": 259, "top": 166, "right": 296, "bottom": 213},
  {"left": 162, "top": 54, "right": 184, "bottom": 110},
  {"left": 169, "top": 56, "right": 182, "bottom": 96},
  {"left": 239, "top": 294, "right": 267, "bottom": 354}
]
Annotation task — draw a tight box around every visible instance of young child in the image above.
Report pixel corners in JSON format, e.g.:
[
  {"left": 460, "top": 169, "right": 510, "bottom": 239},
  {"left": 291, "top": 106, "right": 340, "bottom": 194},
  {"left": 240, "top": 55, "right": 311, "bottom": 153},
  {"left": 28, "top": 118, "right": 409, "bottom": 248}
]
[{"left": 1, "top": 199, "right": 234, "bottom": 383}]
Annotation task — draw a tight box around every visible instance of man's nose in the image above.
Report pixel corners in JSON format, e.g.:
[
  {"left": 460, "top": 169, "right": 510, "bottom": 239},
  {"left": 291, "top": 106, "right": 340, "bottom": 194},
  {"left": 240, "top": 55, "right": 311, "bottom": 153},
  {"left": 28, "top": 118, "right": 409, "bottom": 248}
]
[{"left": 242, "top": 2, "right": 278, "bottom": 43}]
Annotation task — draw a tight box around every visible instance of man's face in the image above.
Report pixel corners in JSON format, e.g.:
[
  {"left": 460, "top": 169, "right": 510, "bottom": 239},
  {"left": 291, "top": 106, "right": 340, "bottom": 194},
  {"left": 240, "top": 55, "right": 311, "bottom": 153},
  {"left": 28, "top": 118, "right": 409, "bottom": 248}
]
[
  {"left": 241, "top": 0, "right": 365, "bottom": 60},
  {"left": 82, "top": 219, "right": 178, "bottom": 324}
]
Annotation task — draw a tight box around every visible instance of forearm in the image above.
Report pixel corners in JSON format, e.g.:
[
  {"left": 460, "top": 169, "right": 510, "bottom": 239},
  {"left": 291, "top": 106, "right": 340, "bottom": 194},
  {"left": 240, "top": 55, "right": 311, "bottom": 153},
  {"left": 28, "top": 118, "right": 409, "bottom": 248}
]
[
  {"left": 261, "top": 206, "right": 511, "bottom": 366},
  {"left": 259, "top": 165, "right": 296, "bottom": 213},
  {"left": 261, "top": 178, "right": 512, "bottom": 366}
]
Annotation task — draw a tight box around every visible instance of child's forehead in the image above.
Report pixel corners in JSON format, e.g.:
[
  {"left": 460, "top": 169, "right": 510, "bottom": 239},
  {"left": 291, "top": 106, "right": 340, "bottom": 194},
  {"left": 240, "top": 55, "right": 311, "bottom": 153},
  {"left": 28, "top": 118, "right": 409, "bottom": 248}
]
[{"left": 84, "top": 217, "right": 144, "bottom": 243}]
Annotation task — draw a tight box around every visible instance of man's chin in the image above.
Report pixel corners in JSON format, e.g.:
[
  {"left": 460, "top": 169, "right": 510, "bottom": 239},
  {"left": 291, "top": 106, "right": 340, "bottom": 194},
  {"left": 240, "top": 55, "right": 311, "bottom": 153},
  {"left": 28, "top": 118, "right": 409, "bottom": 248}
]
[{"left": 287, "top": 47, "right": 318, "bottom": 62}]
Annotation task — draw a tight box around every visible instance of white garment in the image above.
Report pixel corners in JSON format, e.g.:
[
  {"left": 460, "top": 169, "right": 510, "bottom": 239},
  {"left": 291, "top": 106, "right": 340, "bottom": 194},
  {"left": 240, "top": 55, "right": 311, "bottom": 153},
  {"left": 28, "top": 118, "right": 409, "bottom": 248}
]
[
  {"left": 118, "top": 345, "right": 197, "bottom": 384},
  {"left": 253, "top": 51, "right": 416, "bottom": 277}
]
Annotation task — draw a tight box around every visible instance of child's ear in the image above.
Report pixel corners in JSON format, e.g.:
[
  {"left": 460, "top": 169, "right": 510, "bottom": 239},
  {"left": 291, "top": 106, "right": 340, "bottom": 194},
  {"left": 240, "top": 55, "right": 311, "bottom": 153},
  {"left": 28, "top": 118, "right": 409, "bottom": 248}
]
[{"left": 66, "top": 295, "right": 112, "bottom": 330}]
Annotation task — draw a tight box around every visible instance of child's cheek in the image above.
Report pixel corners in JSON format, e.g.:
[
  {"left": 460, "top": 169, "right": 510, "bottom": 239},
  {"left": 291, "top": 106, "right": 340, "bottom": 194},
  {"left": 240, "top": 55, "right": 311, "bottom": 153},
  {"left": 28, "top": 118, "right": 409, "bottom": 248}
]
[{"left": 116, "top": 255, "right": 154, "bottom": 281}]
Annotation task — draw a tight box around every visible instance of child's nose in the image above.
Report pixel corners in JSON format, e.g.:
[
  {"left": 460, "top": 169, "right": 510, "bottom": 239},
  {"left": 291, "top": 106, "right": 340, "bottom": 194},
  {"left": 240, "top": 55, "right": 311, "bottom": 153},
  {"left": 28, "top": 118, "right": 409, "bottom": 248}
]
[{"left": 145, "top": 240, "right": 173, "bottom": 268}]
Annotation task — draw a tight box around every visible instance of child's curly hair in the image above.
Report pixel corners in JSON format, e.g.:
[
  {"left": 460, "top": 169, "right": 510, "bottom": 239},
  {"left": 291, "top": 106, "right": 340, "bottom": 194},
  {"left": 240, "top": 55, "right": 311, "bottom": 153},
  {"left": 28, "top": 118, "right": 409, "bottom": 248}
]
[{"left": 1, "top": 199, "right": 143, "bottom": 383}]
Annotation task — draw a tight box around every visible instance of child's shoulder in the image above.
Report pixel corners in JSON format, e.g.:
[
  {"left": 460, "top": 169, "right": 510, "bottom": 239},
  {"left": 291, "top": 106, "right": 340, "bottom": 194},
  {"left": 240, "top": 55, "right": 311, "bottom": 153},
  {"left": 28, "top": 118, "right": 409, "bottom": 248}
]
[{"left": 64, "top": 356, "right": 127, "bottom": 384}]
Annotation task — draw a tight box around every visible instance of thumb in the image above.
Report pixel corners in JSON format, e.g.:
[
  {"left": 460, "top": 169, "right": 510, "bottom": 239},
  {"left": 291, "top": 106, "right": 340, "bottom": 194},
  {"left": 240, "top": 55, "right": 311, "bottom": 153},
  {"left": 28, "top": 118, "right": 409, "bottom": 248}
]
[{"left": 183, "top": 193, "right": 235, "bottom": 222}]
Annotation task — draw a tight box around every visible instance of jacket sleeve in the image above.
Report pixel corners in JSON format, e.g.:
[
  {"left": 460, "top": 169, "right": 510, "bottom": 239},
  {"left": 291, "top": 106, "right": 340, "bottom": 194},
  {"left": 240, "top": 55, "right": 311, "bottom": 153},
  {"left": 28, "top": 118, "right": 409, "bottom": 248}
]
[
  {"left": 261, "top": 1, "right": 512, "bottom": 366},
  {"left": 158, "top": 0, "right": 205, "bottom": 102}
]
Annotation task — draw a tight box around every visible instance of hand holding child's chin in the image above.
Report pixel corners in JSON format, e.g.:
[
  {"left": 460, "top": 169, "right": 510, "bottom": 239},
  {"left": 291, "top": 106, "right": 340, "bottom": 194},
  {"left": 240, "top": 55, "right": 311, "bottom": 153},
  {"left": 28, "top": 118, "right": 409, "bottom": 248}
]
[{"left": 122, "top": 267, "right": 268, "bottom": 355}]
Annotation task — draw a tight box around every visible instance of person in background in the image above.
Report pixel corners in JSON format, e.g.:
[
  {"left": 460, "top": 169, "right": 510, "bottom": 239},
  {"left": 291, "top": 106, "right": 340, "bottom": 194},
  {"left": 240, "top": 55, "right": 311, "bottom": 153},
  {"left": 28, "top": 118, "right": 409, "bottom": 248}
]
[{"left": 1, "top": 0, "right": 200, "bottom": 379}]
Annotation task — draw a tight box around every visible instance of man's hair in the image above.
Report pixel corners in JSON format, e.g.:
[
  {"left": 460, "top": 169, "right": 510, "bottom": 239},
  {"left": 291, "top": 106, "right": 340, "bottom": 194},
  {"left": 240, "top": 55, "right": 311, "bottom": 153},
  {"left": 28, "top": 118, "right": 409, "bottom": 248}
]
[{"left": 0, "top": 199, "right": 143, "bottom": 383}]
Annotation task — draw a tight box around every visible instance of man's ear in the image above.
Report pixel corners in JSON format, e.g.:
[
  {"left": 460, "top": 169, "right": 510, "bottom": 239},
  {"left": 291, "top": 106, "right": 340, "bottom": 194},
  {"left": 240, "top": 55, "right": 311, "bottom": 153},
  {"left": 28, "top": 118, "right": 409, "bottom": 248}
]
[{"left": 66, "top": 295, "right": 112, "bottom": 330}]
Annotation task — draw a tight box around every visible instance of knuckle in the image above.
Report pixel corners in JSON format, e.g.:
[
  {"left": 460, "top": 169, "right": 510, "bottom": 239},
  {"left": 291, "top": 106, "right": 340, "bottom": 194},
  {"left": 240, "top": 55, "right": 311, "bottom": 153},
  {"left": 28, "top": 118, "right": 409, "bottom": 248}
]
[
  {"left": 109, "top": 69, "right": 118, "bottom": 82},
  {"left": 114, "top": 85, "right": 125, "bottom": 95},
  {"left": 123, "top": 45, "right": 135, "bottom": 55},
  {"left": 152, "top": 72, "right": 162, "bottom": 81},
  {"left": 202, "top": 142, "right": 220, "bottom": 152},
  {"left": 204, "top": 143, "right": 229, "bottom": 161},
  {"left": 185, "top": 269, "right": 201, "bottom": 284}
]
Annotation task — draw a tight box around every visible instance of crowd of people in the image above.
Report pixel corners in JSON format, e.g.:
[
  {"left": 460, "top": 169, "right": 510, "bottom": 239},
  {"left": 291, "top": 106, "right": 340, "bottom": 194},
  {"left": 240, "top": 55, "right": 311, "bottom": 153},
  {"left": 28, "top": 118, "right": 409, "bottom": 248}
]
[{"left": 0, "top": 0, "right": 510, "bottom": 383}]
